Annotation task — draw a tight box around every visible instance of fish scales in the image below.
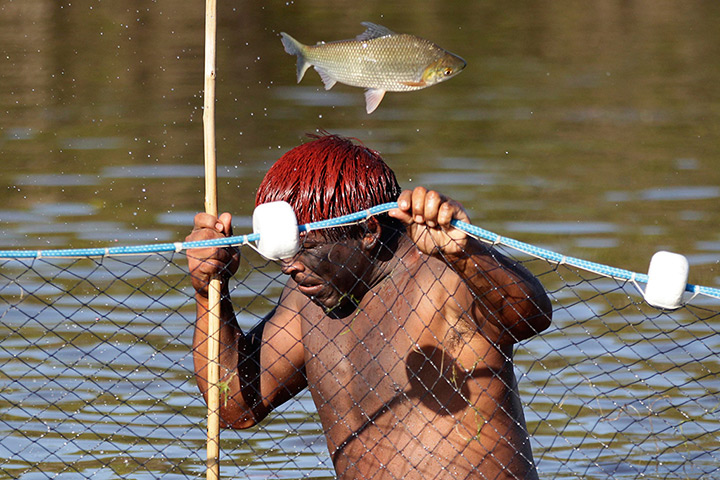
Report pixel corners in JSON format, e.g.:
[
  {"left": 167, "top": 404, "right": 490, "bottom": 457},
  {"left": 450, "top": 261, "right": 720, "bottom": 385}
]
[
  {"left": 280, "top": 23, "right": 465, "bottom": 113},
  {"left": 304, "top": 35, "right": 446, "bottom": 92}
]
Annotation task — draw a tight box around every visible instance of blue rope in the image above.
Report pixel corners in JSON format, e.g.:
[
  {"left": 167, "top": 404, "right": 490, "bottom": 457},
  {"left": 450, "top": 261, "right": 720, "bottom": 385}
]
[{"left": 1, "top": 202, "right": 719, "bottom": 300}]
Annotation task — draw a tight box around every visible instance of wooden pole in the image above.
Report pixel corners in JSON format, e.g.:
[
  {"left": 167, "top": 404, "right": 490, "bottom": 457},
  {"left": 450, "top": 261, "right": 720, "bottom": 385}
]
[{"left": 202, "top": 0, "right": 221, "bottom": 479}]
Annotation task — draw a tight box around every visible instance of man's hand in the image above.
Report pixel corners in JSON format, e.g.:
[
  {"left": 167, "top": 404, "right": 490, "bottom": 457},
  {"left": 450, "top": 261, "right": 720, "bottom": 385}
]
[
  {"left": 185, "top": 212, "right": 240, "bottom": 297},
  {"left": 389, "top": 187, "right": 470, "bottom": 257}
]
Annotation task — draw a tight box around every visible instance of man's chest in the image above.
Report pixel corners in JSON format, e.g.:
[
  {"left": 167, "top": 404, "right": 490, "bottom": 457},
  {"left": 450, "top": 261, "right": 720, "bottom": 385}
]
[
  {"left": 297, "top": 264, "right": 498, "bottom": 417},
  {"left": 300, "top": 290, "right": 432, "bottom": 418}
]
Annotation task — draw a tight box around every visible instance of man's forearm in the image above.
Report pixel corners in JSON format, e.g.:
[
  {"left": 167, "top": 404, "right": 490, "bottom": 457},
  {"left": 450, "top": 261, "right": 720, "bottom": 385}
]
[{"left": 192, "top": 290, "right": 261, "bottom": 427}]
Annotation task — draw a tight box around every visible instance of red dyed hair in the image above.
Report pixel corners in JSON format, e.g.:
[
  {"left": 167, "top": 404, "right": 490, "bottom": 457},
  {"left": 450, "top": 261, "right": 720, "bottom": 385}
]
[{"left": 255, "top": 133, "right": 401, "bottom": 238}]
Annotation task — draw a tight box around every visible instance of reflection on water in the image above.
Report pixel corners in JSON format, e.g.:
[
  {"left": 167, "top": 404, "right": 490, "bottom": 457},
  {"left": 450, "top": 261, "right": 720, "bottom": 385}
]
[
  {"left": 1, "top": 251, "right": 718, "bottom": 479},
  {"left": 1, "top": 1, "right": 719, "bottom": 282},
  {"left": 0, "top": 254, "right": 339, "bottom": 479},
  {"left": 520, "top": 260, "right": 720, "bottom": 479},
  {"left": 1, "top": 0, "right": 719, "bottom": 479}
]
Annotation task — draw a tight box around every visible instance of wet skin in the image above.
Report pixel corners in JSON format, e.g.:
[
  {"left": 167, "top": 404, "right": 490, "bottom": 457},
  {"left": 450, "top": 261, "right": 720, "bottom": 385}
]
[{"left": 187, "top": 187, "right": 552, "bottom": 479}]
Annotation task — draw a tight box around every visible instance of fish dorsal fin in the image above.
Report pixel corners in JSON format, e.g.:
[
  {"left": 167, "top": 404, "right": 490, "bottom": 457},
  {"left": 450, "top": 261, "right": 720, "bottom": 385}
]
[{"left": 356, "top": 22, "right": 395, "bottom": 41}]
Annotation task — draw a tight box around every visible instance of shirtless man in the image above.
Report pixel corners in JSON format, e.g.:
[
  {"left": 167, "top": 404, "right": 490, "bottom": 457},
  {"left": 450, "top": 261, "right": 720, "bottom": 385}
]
[{"left": 186, "top": 134, "right": 552, "bottom": 479}]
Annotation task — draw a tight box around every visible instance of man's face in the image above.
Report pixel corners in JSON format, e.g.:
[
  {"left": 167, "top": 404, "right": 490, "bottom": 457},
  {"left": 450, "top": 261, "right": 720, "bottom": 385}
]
[{"left": 281, "top": 230, "right": 374, "bottom": 318}]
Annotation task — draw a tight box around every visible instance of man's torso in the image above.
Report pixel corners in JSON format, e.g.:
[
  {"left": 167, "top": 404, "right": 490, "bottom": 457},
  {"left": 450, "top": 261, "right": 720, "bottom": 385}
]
[{"left": 296, "top": 254, "right": 538, "bottom": 479}]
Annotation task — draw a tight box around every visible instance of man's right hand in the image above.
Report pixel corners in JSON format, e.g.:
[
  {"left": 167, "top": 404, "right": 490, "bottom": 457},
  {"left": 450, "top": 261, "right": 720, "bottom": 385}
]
[{"left": 185, "top": 212, "right": 240, "bottom": 297}]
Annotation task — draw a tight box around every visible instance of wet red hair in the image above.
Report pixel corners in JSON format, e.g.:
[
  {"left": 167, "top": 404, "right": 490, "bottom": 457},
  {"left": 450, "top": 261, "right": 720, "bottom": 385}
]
[{"left": 255, "top": 134, "right": 401, "bottom": 238}]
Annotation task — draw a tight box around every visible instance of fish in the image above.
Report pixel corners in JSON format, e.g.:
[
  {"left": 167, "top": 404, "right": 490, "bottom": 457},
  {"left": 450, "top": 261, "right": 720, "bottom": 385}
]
[{"left": 280, "top": 22, "right": 466, "bottom": 114}]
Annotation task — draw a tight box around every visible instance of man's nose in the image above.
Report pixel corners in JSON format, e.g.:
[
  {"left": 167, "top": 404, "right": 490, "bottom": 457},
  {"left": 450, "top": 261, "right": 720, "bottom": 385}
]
[{"left": 280, "top": 257, "right": 304, "bottom": 275}]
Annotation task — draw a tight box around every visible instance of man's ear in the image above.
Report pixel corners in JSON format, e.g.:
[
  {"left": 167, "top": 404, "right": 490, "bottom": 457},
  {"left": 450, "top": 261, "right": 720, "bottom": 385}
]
[{"left": 361, "top": 217, "right": 381, "bottom": 251}]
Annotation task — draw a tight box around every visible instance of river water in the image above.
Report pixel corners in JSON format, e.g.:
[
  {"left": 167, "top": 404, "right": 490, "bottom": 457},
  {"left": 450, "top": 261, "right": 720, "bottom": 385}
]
[{"left": 1, "top": 1, "right": 719, "bottom": 479}]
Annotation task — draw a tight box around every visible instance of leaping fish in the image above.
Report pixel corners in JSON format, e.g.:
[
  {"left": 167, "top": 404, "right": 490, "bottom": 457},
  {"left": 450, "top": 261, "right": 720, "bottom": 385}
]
[{"left": 280, "top": 22, "right": 466, "bottom": 114}]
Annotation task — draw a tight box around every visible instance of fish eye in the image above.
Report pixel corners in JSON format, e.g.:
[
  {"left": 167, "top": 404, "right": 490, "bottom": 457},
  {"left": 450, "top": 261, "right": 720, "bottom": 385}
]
[{"left": 443, "top": 68, "right": 453, "bottom": 76}]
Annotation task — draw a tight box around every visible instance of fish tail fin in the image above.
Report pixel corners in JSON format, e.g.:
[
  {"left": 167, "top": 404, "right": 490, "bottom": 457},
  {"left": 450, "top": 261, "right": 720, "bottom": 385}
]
[{"left": 280, "top": 32, "right": 311, "bottom": 83}]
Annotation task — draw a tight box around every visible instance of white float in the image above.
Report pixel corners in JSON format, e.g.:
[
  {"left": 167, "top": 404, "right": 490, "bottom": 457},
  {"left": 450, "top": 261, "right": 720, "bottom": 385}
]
[
  {"left": 252, "top": 201, "right": 301, "bottom": 261},
  {"left": 643, "top": 251, "right": 689, "bottom": 310}
]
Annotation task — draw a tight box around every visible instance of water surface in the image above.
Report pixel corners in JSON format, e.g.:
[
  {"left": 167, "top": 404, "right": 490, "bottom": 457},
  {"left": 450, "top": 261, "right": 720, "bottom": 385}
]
[{"left": 1, "top": 1, "right": 719, "bottom": 478}]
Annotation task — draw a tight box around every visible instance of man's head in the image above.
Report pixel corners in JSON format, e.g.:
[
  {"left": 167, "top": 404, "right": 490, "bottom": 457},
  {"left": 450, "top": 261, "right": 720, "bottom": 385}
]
[
  {"left": 255, "top": 133, "right": 404, "bottom": 317},
  {"left": 255, "top": 133, "right": 402, "bottom": 241}
]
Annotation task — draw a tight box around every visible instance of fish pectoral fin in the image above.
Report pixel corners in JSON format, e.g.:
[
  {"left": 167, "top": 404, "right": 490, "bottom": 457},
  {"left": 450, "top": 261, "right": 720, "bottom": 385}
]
[
  {"left": 314, "top": 67, "right": 337, "bottom": 90},
  {"left": 357, "top": 22, "right": 395, "bottom": 41},
  {"left": 364, "top": 89, "right": 386, "bottom": 114},
  {"left": 399, "top": 80, "right": 427, "bottom": 87}
]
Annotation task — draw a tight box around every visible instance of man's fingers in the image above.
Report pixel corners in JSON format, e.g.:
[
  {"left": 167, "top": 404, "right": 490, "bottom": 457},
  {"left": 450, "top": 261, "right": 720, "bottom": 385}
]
[
  {"left": 437, "top": 202, "right": 454, "bottom": 227},
  {"left": 436, "top": 200, "right": 466, "bottom": 227},
  {"left": 193, "top": 212, "right": 233, "bottom": 234},
  {"left": 193, "top": 213, "right": 216, "bottom": 230},
  {"left": 218, "top": 212, "right": 233, "bottom": 235},
  {"left": 391, "top": 187, "right": 467, "bottom": 231},
  {"left": 186, "top": 212, "right": 238, "bottom": 297},
  {"left": 389, "top": 191, "right": 414, "bottom": 223},
  {"left": 423, "top": 190, "right": 446, "bottom": 228},
  {"left": 411, "top": 186, "right": 428, "bottom": 224}
]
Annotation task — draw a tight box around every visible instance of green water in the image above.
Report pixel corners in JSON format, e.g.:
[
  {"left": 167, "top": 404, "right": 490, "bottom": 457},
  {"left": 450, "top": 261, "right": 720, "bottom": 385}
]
[{"left": 1, "top": 1, "right": 719, "bottom": 478}]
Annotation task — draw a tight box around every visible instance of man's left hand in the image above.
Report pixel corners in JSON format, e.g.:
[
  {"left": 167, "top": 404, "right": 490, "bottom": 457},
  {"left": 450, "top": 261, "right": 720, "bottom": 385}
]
[{"left": 389, "top": 187, "right": 470, "bottom": 257}]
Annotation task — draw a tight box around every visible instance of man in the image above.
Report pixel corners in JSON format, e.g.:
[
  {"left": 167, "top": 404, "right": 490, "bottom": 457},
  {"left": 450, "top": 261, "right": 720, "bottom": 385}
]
[{"left": 186, "top": 134, "right": 552, "bottom": 479}]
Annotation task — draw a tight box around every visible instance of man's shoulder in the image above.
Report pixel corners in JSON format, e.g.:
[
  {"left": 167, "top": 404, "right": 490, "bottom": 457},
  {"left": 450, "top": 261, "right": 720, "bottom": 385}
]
[
  {"left": 414, "top": 252, "right": 465, "bottom": 283},
  {"left": 397, "top": 253, "right": 469, "bottom": 306}
]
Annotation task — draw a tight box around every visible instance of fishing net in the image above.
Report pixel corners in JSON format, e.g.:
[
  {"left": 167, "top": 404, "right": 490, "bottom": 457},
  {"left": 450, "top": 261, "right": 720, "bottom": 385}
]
[{"left": 0, "top": 222, "right": 718, "bottom": 480}]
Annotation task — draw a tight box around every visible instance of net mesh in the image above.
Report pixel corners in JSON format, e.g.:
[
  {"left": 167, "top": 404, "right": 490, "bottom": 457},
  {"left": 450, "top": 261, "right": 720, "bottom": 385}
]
[{"left": 0, "top": 236, "right": 718, "bottom": 479}]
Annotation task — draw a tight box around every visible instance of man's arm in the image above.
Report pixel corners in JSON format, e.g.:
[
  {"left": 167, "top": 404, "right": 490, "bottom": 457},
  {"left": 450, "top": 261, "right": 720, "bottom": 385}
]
[
  {"left": 389, "top": 187, "right": 552, "bottom": 344},
  {"left": 187, "top": 212, "right": 308, "bottom": 428}
]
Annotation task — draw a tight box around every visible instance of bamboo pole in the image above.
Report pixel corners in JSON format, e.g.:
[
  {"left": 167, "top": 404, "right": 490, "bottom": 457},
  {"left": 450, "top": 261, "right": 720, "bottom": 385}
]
[{"left": 202, "top": 0, "right": 221, "bottom": 479}]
